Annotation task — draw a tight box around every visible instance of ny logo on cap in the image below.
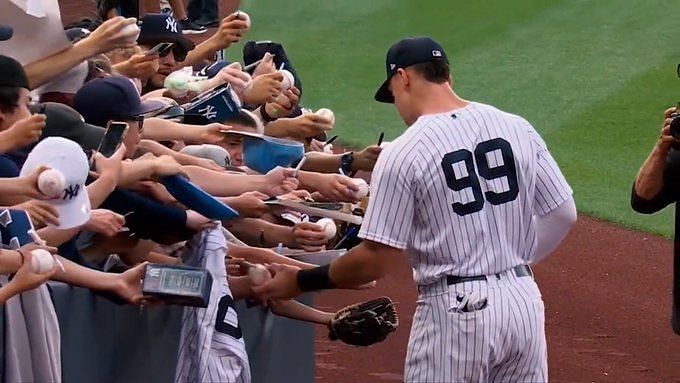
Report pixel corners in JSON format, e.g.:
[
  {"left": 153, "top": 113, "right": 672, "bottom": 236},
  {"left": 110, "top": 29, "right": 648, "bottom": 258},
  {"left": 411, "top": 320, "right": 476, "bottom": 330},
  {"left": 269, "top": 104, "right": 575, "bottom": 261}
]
[
  {"left": 198, "top": 105, "right": 218, "bottom": 120},
  {"left": 389, "top": 63, "right": 396, "bottom": 70},
  {"left": 432, "top": 50, "right": 442, "bottom": 57},
  {"left": 166, "top": 17, "right": 178, "bottom": 33},
  {"left": 63, "top": 184, "right": 81, "bottom": 201}
]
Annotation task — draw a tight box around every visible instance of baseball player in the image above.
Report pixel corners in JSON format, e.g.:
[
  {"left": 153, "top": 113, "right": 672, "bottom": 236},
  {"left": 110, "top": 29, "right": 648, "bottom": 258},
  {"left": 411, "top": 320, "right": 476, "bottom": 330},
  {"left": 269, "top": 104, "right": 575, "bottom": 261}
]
[{"left": 254, "top": 37, "right": 577, "bottom": 382}]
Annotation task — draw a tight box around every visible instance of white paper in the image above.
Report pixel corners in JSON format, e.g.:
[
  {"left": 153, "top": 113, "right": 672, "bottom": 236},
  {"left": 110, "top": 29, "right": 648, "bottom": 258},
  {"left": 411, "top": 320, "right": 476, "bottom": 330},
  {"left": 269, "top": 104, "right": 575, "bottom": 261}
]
[{"left": 0, "top": 0, "right": 70, "bottom": 65}]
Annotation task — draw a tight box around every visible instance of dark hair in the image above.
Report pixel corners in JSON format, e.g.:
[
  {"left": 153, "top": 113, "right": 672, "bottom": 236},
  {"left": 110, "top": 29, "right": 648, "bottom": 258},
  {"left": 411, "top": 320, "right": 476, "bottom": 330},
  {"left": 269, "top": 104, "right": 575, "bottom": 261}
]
[
  {"left": 223, "top": 112, "right": 258, "bottom": 129},
  {"left": 0, "top": 86, "right": 21, "bottom": 113},
  {"left": 410, "top": 61, "right": 450, "bottom": 84}
]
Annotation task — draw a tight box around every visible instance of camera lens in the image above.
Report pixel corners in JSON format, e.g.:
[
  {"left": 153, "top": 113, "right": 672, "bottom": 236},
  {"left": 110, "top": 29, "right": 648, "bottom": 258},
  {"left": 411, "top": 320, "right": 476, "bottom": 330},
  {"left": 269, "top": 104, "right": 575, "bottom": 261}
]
[{"left": 670, "top": 114, "right": 680, "bottom": 139}]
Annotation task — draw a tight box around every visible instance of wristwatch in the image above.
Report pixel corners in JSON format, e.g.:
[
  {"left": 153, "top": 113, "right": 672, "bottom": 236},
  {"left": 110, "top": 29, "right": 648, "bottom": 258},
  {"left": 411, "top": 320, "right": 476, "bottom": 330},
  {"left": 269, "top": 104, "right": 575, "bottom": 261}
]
[{"left": 340, "top": 152, "right": 354, "bottom": 174}]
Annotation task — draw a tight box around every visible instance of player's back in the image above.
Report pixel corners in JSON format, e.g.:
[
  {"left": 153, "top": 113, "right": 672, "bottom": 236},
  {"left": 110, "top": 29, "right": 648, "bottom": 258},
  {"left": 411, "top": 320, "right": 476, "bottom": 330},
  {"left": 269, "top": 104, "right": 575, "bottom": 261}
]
[{"left": 369, "top": 101, "right": 569, "bottom": 285}]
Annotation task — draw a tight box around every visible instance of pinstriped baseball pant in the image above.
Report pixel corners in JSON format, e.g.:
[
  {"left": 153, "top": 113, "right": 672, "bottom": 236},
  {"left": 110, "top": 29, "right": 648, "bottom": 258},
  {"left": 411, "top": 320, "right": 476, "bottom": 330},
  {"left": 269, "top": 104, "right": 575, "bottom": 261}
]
[{"left": 405, "top": 271, "right": 548, "bottom": 383}]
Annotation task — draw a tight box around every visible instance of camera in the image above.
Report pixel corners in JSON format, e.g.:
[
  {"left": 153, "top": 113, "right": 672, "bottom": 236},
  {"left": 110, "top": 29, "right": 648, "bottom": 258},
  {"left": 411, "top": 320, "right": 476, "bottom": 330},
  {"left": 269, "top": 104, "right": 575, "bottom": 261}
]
[{"left": 670, "top": 108, "right": 680, "bottom": 139}]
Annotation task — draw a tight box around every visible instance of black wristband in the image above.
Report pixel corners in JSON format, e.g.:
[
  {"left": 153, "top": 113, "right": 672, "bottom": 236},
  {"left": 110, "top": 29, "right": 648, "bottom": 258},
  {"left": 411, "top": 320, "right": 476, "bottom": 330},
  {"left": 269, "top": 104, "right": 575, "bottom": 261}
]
[
  {"left": 297, "top": 264, "right": 336, "bottom": 292},
  {"left": 340, "top": 152, "right": 354, "bottom": 174},
  {"left": 260, "top": 104, "right": 278, "bottom": 123}
]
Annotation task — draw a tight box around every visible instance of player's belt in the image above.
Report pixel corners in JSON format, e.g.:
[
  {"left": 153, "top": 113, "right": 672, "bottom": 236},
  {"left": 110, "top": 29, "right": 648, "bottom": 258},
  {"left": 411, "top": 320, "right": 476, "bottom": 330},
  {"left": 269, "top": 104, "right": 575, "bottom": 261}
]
[{"left": 446, "top": 264, "right": 533, "bottom": 285}]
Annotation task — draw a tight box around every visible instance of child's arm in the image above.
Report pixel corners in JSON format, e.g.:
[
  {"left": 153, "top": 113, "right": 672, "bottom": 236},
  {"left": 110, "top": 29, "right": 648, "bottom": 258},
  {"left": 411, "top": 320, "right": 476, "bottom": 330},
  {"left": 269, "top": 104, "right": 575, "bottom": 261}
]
[{"left": 268, "top": 299, "right": 334, "bottom": 326}]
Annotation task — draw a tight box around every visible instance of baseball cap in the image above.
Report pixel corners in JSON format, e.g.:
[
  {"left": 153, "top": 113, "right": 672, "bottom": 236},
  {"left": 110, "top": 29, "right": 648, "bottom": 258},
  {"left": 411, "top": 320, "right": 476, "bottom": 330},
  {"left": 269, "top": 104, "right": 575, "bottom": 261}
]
[
  {"left": 374, "top": 37, "right": 449, "bottom": 103},
  {"left": 137, "top": 14, "right": 195, "bottom": 62},
  {"left": 180, "top": 145, "right": 231, "bottom": 168},
  {"left": 0, "top": 55, "right": 29, "bottom": 89},
  {"left": 31, "top": 102, "right": 105, "bottom": 151},
  {"left": 234, "top": 132, "right": 304, "bottom": 174},
  {"left": 73, "top": 76, "right": 165, "bottom": 127},
  {"left": 0, "top": 25, "right": 13, "bottom": 41},
  {"left": 20, "top": 137, "right": 91, "bottom": 229},
  {"left": 197, "top": 60, "right": 231, "bottom": 79}
]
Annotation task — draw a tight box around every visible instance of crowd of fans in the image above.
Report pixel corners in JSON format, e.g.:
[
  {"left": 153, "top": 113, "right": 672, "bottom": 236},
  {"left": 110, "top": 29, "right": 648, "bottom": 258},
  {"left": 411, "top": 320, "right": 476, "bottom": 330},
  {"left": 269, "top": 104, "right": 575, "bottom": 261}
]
[{"left": 0, "top": 0, "right": 383, "bottom": 380}]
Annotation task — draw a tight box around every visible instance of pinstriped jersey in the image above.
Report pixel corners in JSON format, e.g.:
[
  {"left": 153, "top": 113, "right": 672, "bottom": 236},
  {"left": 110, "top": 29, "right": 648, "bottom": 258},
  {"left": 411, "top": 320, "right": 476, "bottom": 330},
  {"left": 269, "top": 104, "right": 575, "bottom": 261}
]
[
  {"left": 358, "top": 102, "right": 572, "bottom": 285},
  {"left": 175, "top": 227, "right": 251, "bottom": 383}
]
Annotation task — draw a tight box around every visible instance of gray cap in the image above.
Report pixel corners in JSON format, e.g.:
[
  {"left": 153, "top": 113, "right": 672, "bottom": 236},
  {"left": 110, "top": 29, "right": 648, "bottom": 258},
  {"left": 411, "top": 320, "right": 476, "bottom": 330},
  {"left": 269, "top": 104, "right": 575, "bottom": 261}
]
[{"left": 180, "top": 144, "right": 231, "bottom": 168}]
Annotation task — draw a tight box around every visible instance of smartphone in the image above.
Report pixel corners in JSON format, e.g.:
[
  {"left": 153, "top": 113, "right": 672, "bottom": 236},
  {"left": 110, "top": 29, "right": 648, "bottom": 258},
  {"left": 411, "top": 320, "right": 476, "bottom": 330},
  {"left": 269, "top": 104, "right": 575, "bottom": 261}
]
[
  {"left": 145, "top": 42, "right": 173, "bottom": 56},
  {"left": 98, "top": 121, "right": 129, "bottom": 158}
]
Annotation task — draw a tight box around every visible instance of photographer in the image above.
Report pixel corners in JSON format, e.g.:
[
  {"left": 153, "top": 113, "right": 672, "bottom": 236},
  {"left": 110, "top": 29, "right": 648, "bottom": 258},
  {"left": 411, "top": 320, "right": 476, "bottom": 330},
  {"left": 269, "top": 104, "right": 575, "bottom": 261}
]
[{"left": 632, "top": 107, "right": 680, "bottom": 213}]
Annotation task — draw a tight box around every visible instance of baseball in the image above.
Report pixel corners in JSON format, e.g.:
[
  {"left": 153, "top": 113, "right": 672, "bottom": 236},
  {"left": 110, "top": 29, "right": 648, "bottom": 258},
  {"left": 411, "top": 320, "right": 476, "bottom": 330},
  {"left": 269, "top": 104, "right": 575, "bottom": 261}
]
[
  {"left": 279, "top": 69, "right": 295, "bottom": 90},
  {"left": 352, "top": 178, "right": 369, "bottom": 199},
  {"left": 164, "top": 72, "right": 190, "bottom": 98},
  {"left": 316, "top": 108, "right": 335, "bottom": 124},
  {"left": 120, "top": 20, "right": 140, "bottom": 45},
  {"left": 380, "top": 141, "right": 391, "bottom": 148},
  {"left": 248, "top": 264, "right": 271, "bottom": 286},
  {"left": 235, "top": 10, "right": 251, "bottom": 28},
  {"left": 31, "top": 249, "right": 55, "bottom": 274},
  {"left": 317, "top": 218, "right": 337, "bottom": 240},
  {"left": 37, "top": 169, "right": 66, "bottom": 198}
]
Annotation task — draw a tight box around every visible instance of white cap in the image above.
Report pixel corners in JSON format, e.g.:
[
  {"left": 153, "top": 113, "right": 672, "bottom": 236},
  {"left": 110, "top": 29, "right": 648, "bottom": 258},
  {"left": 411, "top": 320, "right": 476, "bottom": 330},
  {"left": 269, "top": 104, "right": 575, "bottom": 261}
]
[{"left": 20, "top": 137, "right": 91, "bottom": 229}]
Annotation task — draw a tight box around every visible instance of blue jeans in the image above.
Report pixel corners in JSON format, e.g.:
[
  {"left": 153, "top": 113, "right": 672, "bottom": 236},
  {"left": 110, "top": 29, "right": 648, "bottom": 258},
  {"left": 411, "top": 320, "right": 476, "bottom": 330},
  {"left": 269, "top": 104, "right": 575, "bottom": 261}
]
[{"left": 188, "top": 0, "right": 218, "bottom": 21}]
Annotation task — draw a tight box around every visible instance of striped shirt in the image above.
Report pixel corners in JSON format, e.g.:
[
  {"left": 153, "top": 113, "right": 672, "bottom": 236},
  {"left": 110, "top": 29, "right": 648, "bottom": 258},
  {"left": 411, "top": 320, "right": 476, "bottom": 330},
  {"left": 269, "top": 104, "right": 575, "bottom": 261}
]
[
  {"left": 175, "top": 227, "right": 251, "bottom": 383},
  {"left": 359, "top": 102, "right": 572, "bottom": 285}
]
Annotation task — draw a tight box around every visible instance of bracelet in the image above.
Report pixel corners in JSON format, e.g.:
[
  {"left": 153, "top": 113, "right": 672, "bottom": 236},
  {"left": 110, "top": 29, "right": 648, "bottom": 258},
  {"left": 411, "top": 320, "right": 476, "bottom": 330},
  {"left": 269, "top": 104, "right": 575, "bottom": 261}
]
[
  {"left": 297, "top": 264, "right": 336, "bottom": 292},
  {"left": 17, "top": 249, "right": 26, "bottom": 264},
  {"left": 260, "top": 104, "right": 279, "bottom": 123}
]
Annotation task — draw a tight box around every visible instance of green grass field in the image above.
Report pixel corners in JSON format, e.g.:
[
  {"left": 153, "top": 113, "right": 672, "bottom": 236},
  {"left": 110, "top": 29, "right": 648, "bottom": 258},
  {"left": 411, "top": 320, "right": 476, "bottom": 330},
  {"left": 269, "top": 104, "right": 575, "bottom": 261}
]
[{"left": 230, "top": 0, "right": 679, "bottom": 237}]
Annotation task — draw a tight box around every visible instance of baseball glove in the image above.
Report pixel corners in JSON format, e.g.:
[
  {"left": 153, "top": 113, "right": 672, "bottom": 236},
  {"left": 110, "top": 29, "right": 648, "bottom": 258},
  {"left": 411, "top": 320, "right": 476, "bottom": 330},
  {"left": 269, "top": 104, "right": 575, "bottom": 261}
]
[{"left": 328, "top": 297, "right": 398, "bottom": 346}]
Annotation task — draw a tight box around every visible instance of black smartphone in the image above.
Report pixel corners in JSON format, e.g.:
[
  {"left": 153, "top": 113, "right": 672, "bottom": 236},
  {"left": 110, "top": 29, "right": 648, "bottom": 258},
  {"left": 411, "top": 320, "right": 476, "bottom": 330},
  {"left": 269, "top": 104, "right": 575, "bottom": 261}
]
[
  {"left": 98, "top": 121, "right": 129, "bottom": 158},
  {"left": 145, "top": 42, "right": 173, "bottom": 56}
]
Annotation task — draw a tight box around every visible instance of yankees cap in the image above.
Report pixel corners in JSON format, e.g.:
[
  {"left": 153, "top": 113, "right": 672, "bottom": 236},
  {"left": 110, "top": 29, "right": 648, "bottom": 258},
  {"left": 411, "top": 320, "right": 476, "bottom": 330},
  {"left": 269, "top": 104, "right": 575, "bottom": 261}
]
[
  {"left": 20, "top": 137, "right": 91, "bottom": 229},
  {"left": 0, "top": 25, "right": 13, "bottom": 41},
  {"left": 374, "top": 37, "right": 449, "bottom": 103},
  {"left": 137, "top": 14, "right": 195, "bottom": 61},
  {"left": 73, "top": 76, "right": 165, "bottom": 127}
]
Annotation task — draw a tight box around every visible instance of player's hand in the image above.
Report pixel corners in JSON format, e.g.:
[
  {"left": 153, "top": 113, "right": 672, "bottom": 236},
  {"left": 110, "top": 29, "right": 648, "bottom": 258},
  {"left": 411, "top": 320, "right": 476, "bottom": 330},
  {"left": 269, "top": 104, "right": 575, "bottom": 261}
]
[
  {"left": 292, "top": 222, "right": 328, "bottom": 252},
  {"left": 112, "top": 54, "right": 159, "bottom": 80},
  {"left": 263, "top": 167, "right": 299, "bottom": 196},
  {"left": 312, "top": 174, "right": 360, "bottom": 202},
  {"left": 251, "top": 263, "right": 303, "bottom": 301},
  {"left": 84, "top": 209, "right": 125, "bottom": 237},
  {"left": 243, "top": 72, "right": 284, "bottom": 105},
  {"left": 279, "top": 113, "right": 333, "bottom": 141},
  {"left": 658, "top": 107, "right": 679, "bottom": 154},
  {"left": 77, "top": 16, "right": 139, "bottom": 54},
  {"left": 186, "top": 210, "right": 218, "bottom": 231},
  {"left": 353, "top": 145, "right": 383, "bottom": 172},
  {"left": 224, "top": 191, "right": 269, "bottom": 218},
  {"left": 206, "top": 13, "right": 250, "bottom": 51},
  {"left": 12, "top": 200, "right": 60, "bottom": 227},
  {"left": 4, "top": 114, "right": 46, "bottom": 150},
  {"left": 8, "top": 248, "right": 57, "bottom": 294}
]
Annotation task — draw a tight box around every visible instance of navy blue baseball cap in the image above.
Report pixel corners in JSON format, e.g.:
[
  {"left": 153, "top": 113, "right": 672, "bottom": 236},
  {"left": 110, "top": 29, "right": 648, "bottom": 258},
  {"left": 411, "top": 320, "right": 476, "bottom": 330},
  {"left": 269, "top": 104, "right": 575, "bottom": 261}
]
[
  {"left": 197, "top": 60, "right": 231, "bottom": 79},
  {"left": 137, "top": 14, "right": 195, "bottom": 62},
  {"left": 374, "top": 37, "right": 449, "bottom": 103},
  {"left": 73, "top": 76, "right": 165, "bottom": 127},
  {"left": 0, "top": 25, "right": 13, "bottom": 41}
]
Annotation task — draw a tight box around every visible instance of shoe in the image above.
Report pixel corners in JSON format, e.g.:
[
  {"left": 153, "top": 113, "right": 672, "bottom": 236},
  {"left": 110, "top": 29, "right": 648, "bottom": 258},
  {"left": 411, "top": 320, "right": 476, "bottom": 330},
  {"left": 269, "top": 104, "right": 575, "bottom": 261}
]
[
  {"left": 179, "top": 19, "right": 207, "bottom": 35},
  {"left": 194, "top": 16, "right": 219, "bottom": 28}
]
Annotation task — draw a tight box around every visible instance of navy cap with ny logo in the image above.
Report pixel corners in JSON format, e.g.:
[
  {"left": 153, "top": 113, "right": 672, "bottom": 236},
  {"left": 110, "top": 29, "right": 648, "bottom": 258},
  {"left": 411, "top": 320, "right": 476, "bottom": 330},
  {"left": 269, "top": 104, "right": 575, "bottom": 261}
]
[{"left": 374, "top": 37, "right": 449, "bottom": 103}]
